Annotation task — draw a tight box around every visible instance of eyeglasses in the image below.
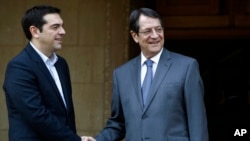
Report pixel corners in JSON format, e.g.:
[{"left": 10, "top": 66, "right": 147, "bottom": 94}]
[{"left": 138, "top": 26, "right": 163, "bottom": 36}]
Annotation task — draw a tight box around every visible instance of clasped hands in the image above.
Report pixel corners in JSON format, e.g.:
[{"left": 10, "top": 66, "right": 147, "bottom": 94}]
[{"left": 81, "top": 136, "right": 96, "bottom": 141}]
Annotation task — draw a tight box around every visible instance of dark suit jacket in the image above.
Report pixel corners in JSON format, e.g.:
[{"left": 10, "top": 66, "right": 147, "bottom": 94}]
[
  {"left": 3, "top": 43, "right": 81, "bottom": 141},
  {"left": 95, "top": 48, "right": 209, "bottom": 141}
]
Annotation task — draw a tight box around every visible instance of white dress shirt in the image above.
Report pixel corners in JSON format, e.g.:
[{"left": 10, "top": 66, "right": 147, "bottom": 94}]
[
  {"left": 30, "top": 42, "right": 67, "bottom": 107},
  {"left": 141, "top": 48, "right": 163, "bottom": 86}
]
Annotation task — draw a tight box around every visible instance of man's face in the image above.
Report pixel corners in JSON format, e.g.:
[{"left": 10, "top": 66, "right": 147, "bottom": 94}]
[
  {"left": 131, "top": 14, "right": 164, "bottom": 58},
  {"left": 37, "top": 13, "right": 66, "bottom": 53}
]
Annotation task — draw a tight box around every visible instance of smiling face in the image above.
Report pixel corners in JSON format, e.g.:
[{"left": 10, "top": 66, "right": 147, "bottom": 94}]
[
  {"left": 131, "top": 14, "right": 164, "bottom": 58},
  {"left": 30, "top": 13, "right": 66, "bottom": 57}
]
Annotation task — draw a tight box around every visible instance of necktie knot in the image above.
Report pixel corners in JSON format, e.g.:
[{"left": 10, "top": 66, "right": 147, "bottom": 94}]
[{"left": 145, "top": 59, "right": 153, "bottom": 67}]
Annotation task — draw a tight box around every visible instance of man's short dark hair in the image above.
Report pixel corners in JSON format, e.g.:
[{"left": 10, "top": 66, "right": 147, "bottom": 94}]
[
  {"left": 129, "top": 8, "right": 164, "bottom": 34},
  {"left": 21, "top": 5, "right": 61, "bottom": 40}
]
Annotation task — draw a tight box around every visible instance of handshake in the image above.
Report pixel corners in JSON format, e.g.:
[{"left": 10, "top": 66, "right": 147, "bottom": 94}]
[{"left": 81, "top": 136, "right": 96, "bottom": 141}]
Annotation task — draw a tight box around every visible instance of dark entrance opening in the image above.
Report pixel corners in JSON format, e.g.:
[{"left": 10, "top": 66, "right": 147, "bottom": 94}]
[{"left": 165, "top": 38, "right": 250, "bottom": 140}]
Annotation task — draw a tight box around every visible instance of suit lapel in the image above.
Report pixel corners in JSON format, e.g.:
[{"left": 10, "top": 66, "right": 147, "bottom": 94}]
[
  {"left": 55, "top": 60, "right": 70, "bottom": 111},
  {"left": 26, "top": 44, "right": 56, "bottom": 86},
  {"left": 143, "top": 49, "right": 172, "bottom": 112},
  {"left": 26, "top": 44, "right": 68, "bottom": 111},
  {"left": 130, "top": 56, "right": 144, "bottom": 110}
]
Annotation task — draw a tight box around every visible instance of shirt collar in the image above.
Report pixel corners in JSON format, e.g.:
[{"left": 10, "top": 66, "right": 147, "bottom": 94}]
[
  {"left": 30, "top": 41, "right": 58, "bottom": 66},
  {"left": 141, "top": 48, "right": 163, "bottom": 66}
]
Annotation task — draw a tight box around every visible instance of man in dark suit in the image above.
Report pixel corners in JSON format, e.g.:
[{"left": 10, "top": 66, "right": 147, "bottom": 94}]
[
  {"left": 2, "top": 5, "right": 92, "bottom": 141},
  {"left": 95, "top": 8, "right": 209, "bottom": 141}
]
